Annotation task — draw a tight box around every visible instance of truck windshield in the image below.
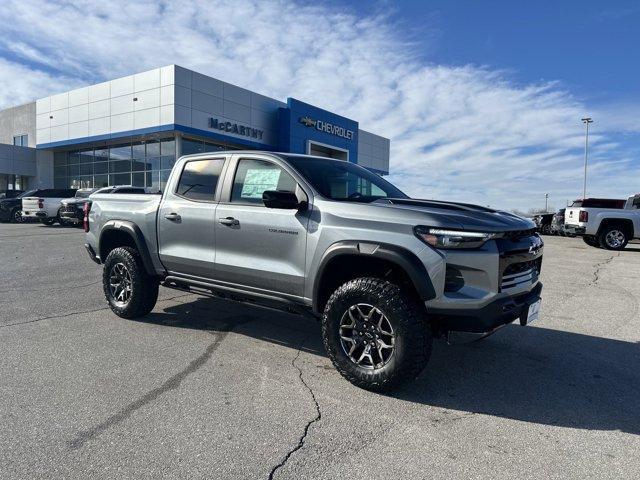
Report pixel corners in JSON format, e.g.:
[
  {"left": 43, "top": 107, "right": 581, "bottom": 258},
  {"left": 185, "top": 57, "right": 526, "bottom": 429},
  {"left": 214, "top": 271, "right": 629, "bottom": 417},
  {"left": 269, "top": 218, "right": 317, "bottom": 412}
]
[
  {"left": 76, "top": 189, "right": 97, "bottom": 198},
  {"left": 18, "top": 190, "right": 36, "bottom": 199},
  {"left": 285, "top": 156, "right": 407, "bottom": 202}
]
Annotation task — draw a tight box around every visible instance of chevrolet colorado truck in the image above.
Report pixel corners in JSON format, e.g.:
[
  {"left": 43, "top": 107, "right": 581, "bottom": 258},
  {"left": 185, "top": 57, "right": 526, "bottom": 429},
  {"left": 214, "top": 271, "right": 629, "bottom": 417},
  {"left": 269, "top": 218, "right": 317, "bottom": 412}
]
[
  {"left": 85, "top": 151, "right": 543, "bottom": 391},
  {"left": 565, "top": 195, "right": 640, "bottom": 250}
]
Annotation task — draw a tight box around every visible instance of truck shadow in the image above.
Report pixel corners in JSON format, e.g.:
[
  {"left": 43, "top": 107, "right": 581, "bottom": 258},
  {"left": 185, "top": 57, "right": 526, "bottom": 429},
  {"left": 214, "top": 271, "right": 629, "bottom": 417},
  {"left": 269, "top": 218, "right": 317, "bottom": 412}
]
[{"left": 145, "top": 296, "right": 640, "bottom": 435}]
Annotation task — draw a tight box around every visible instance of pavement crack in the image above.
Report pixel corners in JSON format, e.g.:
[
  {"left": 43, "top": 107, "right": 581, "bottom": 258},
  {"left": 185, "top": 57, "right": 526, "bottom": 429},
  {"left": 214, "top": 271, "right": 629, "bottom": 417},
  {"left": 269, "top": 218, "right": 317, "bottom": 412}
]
[
  {"left": 268, "top": 339, "right": 322, "bottom": 480},
  {"left": 0, "top": 306, "right": 109, "bottom": 329},
  {"left": 589, "top": 253, "right": 619, "bottom": 286},
  {"left": 68, "top": 316, "right": 251, "bottom": 450},
  {"left": 0, "top": 293, "right": 193, "bottom": 329}
]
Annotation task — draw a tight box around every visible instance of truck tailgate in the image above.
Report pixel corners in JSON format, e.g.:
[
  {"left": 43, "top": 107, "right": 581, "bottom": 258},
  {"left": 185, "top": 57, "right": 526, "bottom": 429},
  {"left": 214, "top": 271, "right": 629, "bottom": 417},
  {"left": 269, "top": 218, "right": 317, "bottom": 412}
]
[
  {"left": 564, "top": 207, "right": 582, "bottom": 226},
  {"left": 21, "top": 197, "right": 43, "bottom": 215}
]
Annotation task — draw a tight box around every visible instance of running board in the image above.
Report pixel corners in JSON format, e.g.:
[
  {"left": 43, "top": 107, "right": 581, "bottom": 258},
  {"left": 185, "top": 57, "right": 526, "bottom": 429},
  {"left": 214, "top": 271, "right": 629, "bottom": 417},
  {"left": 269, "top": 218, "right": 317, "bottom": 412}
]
[{"left": 162, "top": 275, "right": 316, "bottom": 318}]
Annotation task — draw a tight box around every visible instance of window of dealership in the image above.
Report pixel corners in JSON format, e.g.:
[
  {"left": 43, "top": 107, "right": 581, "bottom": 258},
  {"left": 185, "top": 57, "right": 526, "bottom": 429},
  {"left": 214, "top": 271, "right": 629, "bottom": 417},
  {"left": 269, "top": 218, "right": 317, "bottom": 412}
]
[
  {"left": 0, "top": 173, "right": 28, "bottom": 191},
  {"left": 52, "top": 135, "right": 237, "bottom": 190}
]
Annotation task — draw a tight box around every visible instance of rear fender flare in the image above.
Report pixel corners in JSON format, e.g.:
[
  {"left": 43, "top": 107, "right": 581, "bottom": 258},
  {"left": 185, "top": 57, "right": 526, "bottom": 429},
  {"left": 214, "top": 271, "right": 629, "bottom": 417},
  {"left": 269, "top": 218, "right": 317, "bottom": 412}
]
[{"left": 99, "top": 220, "right": 156, "bottom": 276}]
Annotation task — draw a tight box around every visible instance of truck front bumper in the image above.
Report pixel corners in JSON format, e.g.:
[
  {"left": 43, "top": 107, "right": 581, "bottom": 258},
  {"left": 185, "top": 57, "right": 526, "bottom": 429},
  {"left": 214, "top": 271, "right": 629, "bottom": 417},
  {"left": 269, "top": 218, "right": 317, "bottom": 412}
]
[{"left": 428, "top": 283, "right": 543, "bottom": 333}]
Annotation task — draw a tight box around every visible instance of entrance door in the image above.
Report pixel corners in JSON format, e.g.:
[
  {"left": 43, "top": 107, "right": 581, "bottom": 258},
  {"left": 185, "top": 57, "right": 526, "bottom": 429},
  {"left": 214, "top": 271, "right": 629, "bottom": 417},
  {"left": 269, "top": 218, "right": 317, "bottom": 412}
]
[
  {"left": 308, "top": 141, "right": 349, "bottom": 161},
  {"left": 158, "top": 157, "right": 226, "bottom": 280},
  {"left": 213, "top": 156, "right": 309, "bottom": 297}
]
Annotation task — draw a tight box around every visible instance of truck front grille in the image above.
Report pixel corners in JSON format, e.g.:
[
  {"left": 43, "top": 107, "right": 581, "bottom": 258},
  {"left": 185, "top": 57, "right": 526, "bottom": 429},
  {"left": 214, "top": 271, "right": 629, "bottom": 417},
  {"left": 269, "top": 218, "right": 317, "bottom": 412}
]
[
  {"left": 501, "top": 258, "right": 542, "bottom": 291},
  {"left": 503, "top": 228, "right": 537, "bottom": 241}
]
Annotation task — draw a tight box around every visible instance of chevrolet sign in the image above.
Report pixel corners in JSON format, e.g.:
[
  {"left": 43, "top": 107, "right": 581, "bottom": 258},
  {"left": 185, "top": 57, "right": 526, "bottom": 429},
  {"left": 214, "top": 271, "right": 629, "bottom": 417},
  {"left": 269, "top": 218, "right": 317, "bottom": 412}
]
[{"left": 298, "top": 116, "right": 354, "bottom": 141}]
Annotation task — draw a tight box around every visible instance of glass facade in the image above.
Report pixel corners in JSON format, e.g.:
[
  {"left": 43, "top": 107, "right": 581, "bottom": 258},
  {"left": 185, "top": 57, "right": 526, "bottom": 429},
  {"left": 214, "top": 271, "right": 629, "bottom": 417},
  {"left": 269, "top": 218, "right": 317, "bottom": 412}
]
[
  {"left": 53, "top": 135, "right": 235, "bottom": 190},
  {"left": 54, "top": 138, "right": 176, "bottom": 191}
]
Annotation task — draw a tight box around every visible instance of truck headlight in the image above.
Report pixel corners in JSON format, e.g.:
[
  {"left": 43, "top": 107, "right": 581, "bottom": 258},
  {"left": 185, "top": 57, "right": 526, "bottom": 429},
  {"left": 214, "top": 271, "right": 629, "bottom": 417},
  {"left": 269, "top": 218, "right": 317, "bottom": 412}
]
[{"left": 414, "top": 226, "right": 502, "bottom": 249}]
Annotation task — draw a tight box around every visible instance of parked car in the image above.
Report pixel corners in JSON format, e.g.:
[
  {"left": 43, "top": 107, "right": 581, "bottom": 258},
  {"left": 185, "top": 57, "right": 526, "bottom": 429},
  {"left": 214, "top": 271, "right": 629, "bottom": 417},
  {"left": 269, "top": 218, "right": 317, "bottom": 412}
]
[
  {"left": 84, "top": 151, "right": 543, "bottom": 391},
  {"left": 21, "top": 189, "right": 77, "bottom": 225},
  {"left": 534, "top": 213, "right": 554, "bottom": 235},
  {"left": 59, "top": 186, "right": 148, "bottom": 226},
  {"left": 550, "top": 208, "right": 574, "bottom": 236},
  {"left": 0, "top": 190, "right": 37, "bottom": 223},
  {"left": 565, "top": 195, "right": 640, "bottom": 250},
  {"left": 0, "top": 190, "right": 24, "bottom": 200}
]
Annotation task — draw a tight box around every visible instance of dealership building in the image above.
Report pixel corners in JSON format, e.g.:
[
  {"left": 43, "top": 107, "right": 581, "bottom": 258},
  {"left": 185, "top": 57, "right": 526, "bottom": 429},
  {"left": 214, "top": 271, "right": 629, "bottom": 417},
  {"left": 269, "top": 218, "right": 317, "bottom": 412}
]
[{"left": 0, "top": 65, "right": 390, "bottom": 192}]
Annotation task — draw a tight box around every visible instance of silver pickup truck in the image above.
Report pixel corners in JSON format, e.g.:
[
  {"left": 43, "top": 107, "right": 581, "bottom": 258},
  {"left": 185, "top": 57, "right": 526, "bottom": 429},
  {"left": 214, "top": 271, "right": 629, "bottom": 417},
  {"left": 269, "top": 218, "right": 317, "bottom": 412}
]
[{"left": 85, "top": 151, "right": 543, "bottom": 391}]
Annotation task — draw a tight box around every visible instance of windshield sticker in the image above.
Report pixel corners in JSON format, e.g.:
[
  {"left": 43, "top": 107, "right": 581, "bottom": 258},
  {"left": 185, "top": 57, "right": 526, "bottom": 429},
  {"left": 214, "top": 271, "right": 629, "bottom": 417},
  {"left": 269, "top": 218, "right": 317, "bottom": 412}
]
[{"left": 241, "top": 168, "right": 281, "bottom": 199}]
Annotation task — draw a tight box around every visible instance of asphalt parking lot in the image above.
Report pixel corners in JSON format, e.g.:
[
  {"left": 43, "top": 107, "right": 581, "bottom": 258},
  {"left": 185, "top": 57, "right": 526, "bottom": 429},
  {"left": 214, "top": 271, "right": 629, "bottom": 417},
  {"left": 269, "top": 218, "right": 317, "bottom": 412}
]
[{"left": 1, "top": 223, "right": 639, "bottom": 479}]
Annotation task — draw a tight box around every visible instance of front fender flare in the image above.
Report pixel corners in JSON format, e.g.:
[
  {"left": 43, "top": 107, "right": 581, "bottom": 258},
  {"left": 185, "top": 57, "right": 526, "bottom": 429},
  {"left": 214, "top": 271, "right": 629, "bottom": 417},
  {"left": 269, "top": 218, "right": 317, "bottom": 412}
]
[{"left": 312, "top": 241, "right": 436, "bottom": 313}]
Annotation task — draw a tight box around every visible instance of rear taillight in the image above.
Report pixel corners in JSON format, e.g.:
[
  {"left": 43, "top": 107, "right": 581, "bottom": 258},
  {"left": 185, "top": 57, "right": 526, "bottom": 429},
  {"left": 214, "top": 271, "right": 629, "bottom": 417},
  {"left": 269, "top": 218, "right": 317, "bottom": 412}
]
[
  {"left": 579, "top": 211, "right": 588, "bottom": 222},
  {"left": 83, "top": 202, "right": 91, "bottom": 232},
  {"left": 37, "top": 198, "right": 44, "bottom": 209}
]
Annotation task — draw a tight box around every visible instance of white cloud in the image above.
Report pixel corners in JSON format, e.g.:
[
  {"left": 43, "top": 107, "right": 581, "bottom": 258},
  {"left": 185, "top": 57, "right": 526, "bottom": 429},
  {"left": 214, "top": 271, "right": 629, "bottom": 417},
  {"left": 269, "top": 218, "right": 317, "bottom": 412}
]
[{"left": 0, "top": 0, "right": 636, "bottom": 210}]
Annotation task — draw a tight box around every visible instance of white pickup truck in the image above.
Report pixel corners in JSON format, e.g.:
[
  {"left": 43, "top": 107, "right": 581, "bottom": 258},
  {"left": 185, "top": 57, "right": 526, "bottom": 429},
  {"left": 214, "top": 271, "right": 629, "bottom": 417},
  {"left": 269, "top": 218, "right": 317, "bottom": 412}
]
[
  {"left": 21, "top": 189, "right": 77, "bottom": 225},
  {"left": 565, "top": 195, "right": 640, "bottom": 250}
]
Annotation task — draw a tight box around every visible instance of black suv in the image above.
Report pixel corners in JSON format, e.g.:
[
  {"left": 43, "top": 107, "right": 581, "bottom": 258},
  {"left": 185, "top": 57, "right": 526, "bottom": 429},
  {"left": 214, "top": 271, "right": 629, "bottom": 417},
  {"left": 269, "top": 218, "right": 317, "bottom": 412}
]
[{"left": 0, "top": 190, "right": 37, "bottom": 223}]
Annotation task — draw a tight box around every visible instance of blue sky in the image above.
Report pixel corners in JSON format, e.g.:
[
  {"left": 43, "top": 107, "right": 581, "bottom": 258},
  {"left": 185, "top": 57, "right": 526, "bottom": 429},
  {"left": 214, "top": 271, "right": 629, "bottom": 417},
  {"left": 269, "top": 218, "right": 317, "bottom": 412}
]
[
  {"left": 334, "top": 1, "right": 640, "bottom": 101},
  {"left": 0, "top": 0, "right": 637, "bottom": 210}
]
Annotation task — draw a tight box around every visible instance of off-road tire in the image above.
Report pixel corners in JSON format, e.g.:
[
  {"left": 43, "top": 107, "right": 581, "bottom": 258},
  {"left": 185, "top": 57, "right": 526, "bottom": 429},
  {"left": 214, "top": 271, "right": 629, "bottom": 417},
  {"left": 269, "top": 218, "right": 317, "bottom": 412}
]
[
  {"left": 103, "top": 246, "right": 159, "bottom": 319},
  {"left": 322, "top": 277, "right": 432, "bottom": 392},
  {"left": 598, "top": 224, "right": 628, "bottom": 251},
  {"left": 583, "top": 235, "right": 599, "bottom": 248}
]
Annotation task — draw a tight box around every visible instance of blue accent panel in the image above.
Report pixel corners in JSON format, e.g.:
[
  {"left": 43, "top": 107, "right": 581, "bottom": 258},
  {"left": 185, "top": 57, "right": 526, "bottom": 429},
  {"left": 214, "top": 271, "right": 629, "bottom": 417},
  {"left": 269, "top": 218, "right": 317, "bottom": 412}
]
[
  {"left": 276, "top": 107, "right": 291, "bottom": 152},
  {"left": 278, "top": 98, "right": 358, "bottom": 163},
  {"left": 36, "top": 124, "right": 274, "bottom": 151}
]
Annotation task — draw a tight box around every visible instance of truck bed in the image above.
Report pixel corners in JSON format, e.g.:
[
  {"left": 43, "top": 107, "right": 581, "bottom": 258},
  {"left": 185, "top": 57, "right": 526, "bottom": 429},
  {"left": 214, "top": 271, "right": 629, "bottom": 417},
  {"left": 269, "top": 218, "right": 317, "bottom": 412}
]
[{"left": 87, "top": 192, "right": 162, "bottom": 259}]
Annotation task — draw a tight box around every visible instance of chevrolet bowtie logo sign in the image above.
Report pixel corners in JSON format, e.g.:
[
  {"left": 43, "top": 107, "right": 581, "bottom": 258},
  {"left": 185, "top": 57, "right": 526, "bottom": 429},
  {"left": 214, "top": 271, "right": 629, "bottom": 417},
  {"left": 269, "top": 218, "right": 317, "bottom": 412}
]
[{"left": 299, "top": 116, "right": 316, "bottom": 127}]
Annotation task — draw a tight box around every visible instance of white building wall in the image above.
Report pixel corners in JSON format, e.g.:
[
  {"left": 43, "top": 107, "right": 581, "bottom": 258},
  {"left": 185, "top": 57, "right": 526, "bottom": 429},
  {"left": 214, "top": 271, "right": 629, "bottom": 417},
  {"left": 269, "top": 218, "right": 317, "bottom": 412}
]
[
  {"left": 35, "top": 65, "right": 284, "bottom": 149},
  {"left": 358, "top": 130, "right": 390, "bottom": 174},
  {"left": 170, "top": 66, "right": 284, "bottom": 147},
  {"left": 36, "top": 66, "right": 174, "bottom": 146}
]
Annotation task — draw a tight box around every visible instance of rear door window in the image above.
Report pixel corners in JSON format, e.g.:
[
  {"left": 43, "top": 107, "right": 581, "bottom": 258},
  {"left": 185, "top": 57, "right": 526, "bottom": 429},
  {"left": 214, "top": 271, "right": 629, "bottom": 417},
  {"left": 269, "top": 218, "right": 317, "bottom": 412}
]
[{"left": 175, "top": 158, "right": 225, "bottom": 201}]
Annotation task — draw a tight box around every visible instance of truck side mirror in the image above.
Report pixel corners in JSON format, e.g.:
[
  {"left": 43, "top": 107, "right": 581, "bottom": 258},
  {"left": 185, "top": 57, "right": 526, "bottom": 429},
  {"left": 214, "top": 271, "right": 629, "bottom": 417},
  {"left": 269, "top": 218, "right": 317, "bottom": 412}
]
[{"left": 262, "top": 190, "right": 304, "bottom": 210}]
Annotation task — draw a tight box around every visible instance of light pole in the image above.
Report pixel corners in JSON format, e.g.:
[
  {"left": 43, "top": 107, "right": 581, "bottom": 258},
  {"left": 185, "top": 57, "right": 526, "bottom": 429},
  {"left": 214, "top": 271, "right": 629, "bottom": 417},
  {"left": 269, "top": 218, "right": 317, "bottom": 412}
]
[
  {"left": 544, "top": 193, "right": 549, "bottom": 212},
  {"left": 581, "top": 117, "right": 593, "bottom": 199}
]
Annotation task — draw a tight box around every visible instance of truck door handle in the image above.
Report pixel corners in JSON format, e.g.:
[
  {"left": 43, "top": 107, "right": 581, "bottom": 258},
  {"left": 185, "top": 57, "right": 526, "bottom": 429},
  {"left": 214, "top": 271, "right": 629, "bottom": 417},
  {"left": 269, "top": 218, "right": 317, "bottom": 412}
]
[
  {"left": 164, "top": 212, "right": 181, "bottom": 221},
  {"left": 218, "top": 217, "right": 239, "bottom": 226}
]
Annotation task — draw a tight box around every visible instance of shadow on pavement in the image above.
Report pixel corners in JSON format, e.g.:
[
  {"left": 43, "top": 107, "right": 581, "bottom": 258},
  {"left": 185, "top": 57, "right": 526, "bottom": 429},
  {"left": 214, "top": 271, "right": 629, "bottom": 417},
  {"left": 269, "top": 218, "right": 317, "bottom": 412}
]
[{"left": 144, "top": 296, "right": 640, "bottom": 435}]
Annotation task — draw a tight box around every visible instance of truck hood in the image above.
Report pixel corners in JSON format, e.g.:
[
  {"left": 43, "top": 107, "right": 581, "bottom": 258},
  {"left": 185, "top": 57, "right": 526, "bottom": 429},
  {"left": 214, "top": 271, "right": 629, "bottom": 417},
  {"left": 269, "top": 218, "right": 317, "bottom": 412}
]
[
  {"left": 374, "top": 198, "right": 535, "bottom": 232},
  {"left": 61, "top": 197, "right": 90, "bottom": 206}
]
